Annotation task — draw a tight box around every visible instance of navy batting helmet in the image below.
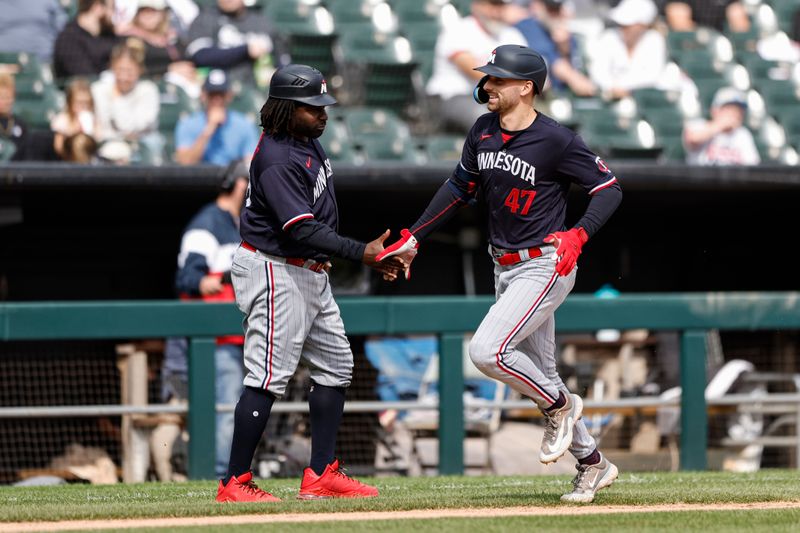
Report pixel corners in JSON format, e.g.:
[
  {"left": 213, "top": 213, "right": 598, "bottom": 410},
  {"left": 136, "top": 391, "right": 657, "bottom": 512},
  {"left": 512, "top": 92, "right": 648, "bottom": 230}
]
[
  {"left": 268, "top": 64, "right": 337, "bottom": 106},
  {"left": 473, "top": 45, "right": 548, "bottom": 104}
]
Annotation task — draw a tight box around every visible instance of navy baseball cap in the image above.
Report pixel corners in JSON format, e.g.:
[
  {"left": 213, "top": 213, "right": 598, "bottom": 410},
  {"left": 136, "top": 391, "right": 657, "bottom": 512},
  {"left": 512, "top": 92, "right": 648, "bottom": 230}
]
[
  {"left": 474, "top": 45, "right": 548, "bottom": 94},
  {"left": 269, "top": 64, "right": 337, "bottom": 106},
  {"left": 203, "top": 69, "right": 230, "bottom": 93}
]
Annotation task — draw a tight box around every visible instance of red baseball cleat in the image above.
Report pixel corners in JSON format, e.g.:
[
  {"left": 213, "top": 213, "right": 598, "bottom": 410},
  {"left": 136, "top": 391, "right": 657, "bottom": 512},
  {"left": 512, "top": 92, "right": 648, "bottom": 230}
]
[
  {"left": 297, "top": 459, "right": 379, "bottom": 500},
  {"left": 216, "top": 471, "right": 281, "bottom": 503}
]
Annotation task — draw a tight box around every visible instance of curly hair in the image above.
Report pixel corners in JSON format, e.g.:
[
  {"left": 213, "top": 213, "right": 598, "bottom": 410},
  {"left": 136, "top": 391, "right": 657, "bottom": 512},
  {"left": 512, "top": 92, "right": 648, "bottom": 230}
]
[{"left": 259, "top": 98, "right": 297, "bottom": 136}]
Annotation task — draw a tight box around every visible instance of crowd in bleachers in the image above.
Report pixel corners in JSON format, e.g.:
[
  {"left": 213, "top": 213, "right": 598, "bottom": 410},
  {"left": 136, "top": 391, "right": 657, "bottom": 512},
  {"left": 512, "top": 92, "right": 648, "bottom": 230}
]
[{"left": 0, "top": 0, "right": 799, "bottom": 166}]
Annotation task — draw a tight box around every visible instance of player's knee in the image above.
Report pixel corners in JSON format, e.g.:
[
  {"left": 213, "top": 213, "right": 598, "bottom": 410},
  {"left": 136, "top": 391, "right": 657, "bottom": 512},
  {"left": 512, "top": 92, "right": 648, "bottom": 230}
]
[{"left": 468, "top": 336, "right": 498, "bottom": 376}]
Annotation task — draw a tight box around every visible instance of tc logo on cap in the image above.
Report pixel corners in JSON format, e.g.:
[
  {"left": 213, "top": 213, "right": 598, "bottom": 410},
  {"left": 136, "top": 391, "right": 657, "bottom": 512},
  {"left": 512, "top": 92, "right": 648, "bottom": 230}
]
[{"left": 320, "top": 80, "right": 327, "bottom": 94}]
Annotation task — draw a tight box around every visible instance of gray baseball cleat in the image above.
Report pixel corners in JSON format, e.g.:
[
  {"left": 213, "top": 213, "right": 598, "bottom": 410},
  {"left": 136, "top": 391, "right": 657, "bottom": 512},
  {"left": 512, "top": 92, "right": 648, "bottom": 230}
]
[
  {"left": 560, "top": 456, "right": 619, "bottom": 503},
  {"left": 539, "top": 393, "right": 583, "bottom": 463}
]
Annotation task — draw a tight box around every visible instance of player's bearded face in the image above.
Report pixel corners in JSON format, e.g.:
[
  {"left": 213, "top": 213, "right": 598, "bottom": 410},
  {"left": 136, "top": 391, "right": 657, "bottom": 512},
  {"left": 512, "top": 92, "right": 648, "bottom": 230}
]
[
  {"left": 484, "top": 77, "right": 527, "bottom": 113},
  {"left": 290, "top": 104, "right": 328, "bottom": 140}
]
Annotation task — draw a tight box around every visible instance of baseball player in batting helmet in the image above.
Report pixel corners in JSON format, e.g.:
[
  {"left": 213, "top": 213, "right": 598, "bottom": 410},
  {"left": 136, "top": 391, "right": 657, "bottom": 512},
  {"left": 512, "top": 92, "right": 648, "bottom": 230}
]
[
  {"left": 378, "top": 44, "right": 623, "bottom": 503},
  {"left": 215, "top": 63, "right": 405, "bottom": 503}
]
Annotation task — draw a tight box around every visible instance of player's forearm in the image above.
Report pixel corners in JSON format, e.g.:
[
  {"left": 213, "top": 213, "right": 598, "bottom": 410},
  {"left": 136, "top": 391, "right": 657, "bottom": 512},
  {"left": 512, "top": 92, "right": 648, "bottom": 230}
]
[
  {"left": 409, "top": 180, "right": 468, "bottom": 240},
  {"left": 574, "top": 182, "right": 622, "bottom": 238},
  {"left": 289, "top": 219, "right": 366, "bottom": 262}
]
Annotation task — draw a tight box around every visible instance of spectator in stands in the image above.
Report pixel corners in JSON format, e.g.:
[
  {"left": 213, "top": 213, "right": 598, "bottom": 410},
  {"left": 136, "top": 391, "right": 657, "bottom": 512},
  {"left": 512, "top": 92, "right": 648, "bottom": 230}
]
[
  {"left": 61, "top": 132, "right": 99, "bottom": 163},
  {"left": 53, "top": 0, "right": 120, "bottom": 80},
  {"left": 0, "top": 0, "right": 67, "bottom": 62},
  {"left": 114, "top": 0, "right": 199, "bottom": 36},
  {"left": 0, "top": 73, "right": 28, "bottom": 161},
  {"left": 662, "top": 1, "right": 750, "bottom": 33},
  {"left": 588, "top": 0, "right": 666, "bottom": 100},
  {"left": 506, "top": 0, "right": 596, "bottom": 96},
  {"left": 156, "top": 160, "right": 249, "bottom": 480},
  {"left": 684, "top": 87, "right": 760, "bottom": 166},
  {"left": 174, "top": 69, "right": 259, "bottom": 165},
  {"left": 116, "top": 0, "right": 189, "bottom": 79},
  {"left": 91, "top": 42, "right": 161, "bottom": 162},
  {"left": 51, "top": 78, "right": 99, "bottom": 158},
  {"left": 427, "top": 0, "right": 527, "bottom": 132},
  {"left": 186, "top": 0, "right": 286, "bottom": 87}
]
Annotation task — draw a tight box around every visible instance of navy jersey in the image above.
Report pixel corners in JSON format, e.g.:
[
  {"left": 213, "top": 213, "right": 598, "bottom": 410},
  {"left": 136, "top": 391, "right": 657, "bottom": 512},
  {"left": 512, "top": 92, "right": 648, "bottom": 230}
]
[
  {"left": 457, "top": 112, "right": 618, "bottom": 250},
  {"left": 240, "top": 132, "right": 338, "bottom": 261}
]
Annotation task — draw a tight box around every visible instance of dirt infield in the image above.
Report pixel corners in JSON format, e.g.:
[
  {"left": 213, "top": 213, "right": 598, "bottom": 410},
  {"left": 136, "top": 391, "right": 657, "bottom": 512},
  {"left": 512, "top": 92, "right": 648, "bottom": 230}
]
[{"left": 5, "top": 501, "right": 800, "bottom": 532}]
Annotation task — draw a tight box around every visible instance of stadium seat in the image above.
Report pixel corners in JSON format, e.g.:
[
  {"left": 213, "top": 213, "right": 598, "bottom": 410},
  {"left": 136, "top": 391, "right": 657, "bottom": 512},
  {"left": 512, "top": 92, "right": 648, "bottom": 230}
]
[
  {"left": 319, "top": 119, "right": 362, "bottom": 163},
  {"left": 337, "top": 32, "right": 419, "bottom": 112},
  {"left": 631, "top": 88, "right": 682, "bottom": 113},
  {"left": 358, "top": 133, "right": 419, "bottom": 162},
  {"left": 755, "top": 79, "right": 800, "bottom": 117},
  {"left": 342, "top": 107, "right": 409, "bottom": 139},
  {"left": 694, "top": 78, "right": 730, "bottom": 114},
  {"left": 159, "top": 102, "right": 191, "bottom": 135},
  {"left": 229, "top": 84, "right": 263, "bottom": 121},
  {"left": 391, "top": 0, "right": 446, "bottom": 22},
  {"left": 0, "top": 137, "right": 16, "bottom": 162},
  {"left": 13, "top": 99, "right": 59, "bottom": 130},
  {"left": 579, "top": 112, "right": 662, "bottom": 159},
  {"left": 770, "top": 0, "right": 800, "bottom": 34},
  {"left": 423, "top": 134, "right": 463, "bottom": 162}
]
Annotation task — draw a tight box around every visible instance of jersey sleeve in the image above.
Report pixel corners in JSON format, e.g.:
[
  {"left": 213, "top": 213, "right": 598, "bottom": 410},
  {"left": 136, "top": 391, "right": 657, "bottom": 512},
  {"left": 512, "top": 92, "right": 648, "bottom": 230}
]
[
  {"left": 555, "top": 134, "right": 618, "bottom": 195},
  {"left": 257, "top": 163, "right": 314, "bottom": 231}
]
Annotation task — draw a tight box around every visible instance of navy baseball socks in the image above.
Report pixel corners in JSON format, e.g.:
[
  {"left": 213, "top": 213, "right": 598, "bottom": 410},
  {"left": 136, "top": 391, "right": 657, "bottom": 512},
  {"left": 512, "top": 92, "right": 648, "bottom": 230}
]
[
  {"left": 217, "top": 387, "right": 280, "bottom": 503},
  {"left": 298, "top": 382, "right": 378, "bottom": 499}
]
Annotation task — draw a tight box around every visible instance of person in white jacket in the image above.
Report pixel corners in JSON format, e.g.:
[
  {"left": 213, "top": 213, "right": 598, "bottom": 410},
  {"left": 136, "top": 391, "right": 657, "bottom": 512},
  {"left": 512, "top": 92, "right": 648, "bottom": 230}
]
[{"left": 588, "top": 0, "right": 666, "bottom": 100}]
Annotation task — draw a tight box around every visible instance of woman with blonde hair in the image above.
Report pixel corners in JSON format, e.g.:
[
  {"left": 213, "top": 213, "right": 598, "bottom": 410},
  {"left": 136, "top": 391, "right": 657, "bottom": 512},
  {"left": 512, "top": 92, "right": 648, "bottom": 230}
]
[{"left": 51, "top": 78, "right": 99, "bottom": 157}]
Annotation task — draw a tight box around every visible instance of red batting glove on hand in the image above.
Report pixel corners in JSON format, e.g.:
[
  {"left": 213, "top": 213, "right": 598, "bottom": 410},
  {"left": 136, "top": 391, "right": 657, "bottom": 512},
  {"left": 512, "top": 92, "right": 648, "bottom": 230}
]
[
  {"left": 376, "top": 229, "right": 419, "bottom": 280},
  {"left": 543, "top": 227, "right": 588, "bottom": 277}
]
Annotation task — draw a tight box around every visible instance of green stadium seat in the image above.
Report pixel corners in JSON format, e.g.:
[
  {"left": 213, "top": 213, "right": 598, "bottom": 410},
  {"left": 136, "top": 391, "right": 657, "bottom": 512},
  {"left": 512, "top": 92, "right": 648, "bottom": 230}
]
[
  {"left": 159, "top": 102, "right": 192, "bottom": 135},
  {"left": 318, "top": 119, "right": 361, "bottom": 163},
  {"left": 755, "top": 79, "right": 800, "bottom": 117},
  {"left": 392, "top": 0, "right": 445, "bottom": 22},
  {"left": 677, "top": 50, "right": 726, "bottom": 81},
  {"left": 631, "top": 88, "right": 681, "bottom": 113},
  {"left": 667, "top": 31, "right": 713, "bottom": 60},
  {"left": 694, "top": 78, "right": 729, "bottom": 114},
  {"left": 358, "top": 134, "right": 418, "bottom": 162},
  {"left": 579, "top": 112, "right": 662, "bottom": 160},
  {"left": 337, "top": 32, "right": 419, "bottom": 112},
  {"left": 0, "top": 137, "right": 17, "bottom": 162},
  {"left": 285, "top": 33, "right": 337, "bottom": 77},
  {"left": 342, "top": 107, "right": 409, "bottom": 140},
  {"left": 229, "top": 84, "right": 263, "bottom": 120},
  {"left": 13, "top": 99, "right": 59, "bottom": 130},
  {"left": 770, "top": 0, "right": 800, "bottom": 34},
  {"left": 423, "top": 134, "right": 464, "bottom": 162},
  {"left": 157, "top": 80, "right": 196, "bottom": 112}
]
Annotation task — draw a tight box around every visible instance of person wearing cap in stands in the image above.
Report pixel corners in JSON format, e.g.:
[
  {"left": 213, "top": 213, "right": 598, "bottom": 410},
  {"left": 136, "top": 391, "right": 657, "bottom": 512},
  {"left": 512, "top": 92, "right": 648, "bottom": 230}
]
[
  {"left": 154, "top": 160, "right": 251, "bottom": 482},
  {"left": 215, "top": 64, "right": 405, "bottom": 503},
  {"left": 587, "top": 0, "right": 666, "bottom": 100},
  {"left": 684, "top": 86, "right": 760, "bottom": 166},
  {"left": 174, "top": 69, "right": 260, "bottom": 165}
]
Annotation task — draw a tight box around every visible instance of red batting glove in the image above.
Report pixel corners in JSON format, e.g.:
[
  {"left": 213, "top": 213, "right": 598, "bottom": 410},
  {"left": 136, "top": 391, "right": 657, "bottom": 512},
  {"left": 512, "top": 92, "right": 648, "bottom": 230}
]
[
  {"left": 543, "top": 227, "right": 588, "bottom": 277},
  {"left": 376, "top": 229, "right": 419, "bottom": 280}
]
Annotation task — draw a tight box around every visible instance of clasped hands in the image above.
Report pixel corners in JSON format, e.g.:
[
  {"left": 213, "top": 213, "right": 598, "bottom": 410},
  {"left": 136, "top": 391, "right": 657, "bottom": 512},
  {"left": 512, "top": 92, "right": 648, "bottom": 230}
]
[{"left": 363, "top": 229, "right": 419, "bottom": 282}]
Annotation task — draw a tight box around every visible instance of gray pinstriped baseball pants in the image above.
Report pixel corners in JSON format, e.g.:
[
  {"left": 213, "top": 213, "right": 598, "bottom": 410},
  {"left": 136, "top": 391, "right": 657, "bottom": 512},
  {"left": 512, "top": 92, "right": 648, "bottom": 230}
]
[
  {"left": 230, "top": 245, "right": 353, "bottom": 399},
  {"left": 468, "top": 245, "right": 597, "bottom": 460}
]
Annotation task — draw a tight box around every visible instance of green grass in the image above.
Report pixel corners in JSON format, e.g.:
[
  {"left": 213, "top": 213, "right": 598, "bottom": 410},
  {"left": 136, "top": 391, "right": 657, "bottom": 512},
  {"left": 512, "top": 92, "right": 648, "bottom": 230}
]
[{"left": 2, "top": 470, "right": 800, "bottom": 530}]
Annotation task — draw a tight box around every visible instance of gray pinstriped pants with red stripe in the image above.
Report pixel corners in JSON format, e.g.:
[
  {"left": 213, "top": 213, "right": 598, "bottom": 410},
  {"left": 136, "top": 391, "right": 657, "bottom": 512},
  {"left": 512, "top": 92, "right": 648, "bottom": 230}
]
[
  {"left": 468, "top": 244, "right": 597, "bottom": 460},
  {"left": 230, "top": 245, "right": 353, "bottom": 399}
]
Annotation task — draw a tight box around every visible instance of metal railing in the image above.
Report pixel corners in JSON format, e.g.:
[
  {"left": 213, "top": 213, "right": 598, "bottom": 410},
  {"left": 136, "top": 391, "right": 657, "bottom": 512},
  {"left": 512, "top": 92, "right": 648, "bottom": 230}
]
[{"left": 2, "top": 293, "right": 800, "bottom": 478}]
